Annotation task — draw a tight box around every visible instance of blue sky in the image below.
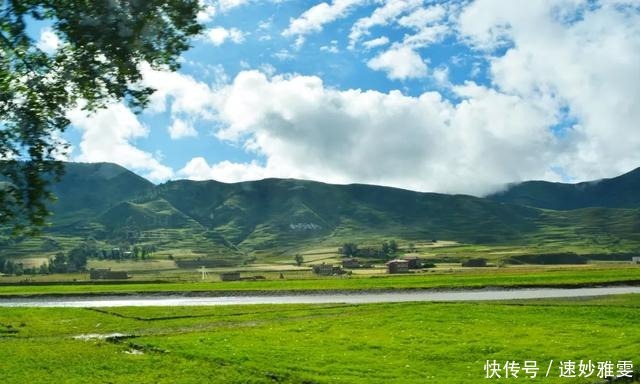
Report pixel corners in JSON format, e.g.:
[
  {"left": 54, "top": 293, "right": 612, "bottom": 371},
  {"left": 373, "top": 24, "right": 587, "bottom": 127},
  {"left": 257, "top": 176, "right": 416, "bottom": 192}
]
[{"left": 40, "top": 0, "right": 640, "bottom": 195}]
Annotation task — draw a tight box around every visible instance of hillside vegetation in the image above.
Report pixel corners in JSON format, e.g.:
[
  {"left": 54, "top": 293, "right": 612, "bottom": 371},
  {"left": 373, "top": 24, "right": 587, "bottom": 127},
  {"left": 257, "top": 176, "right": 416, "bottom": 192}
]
[
  {"left": 1, "top": 162, "right": 640, "bottom": 266},
  {"left": 488, "top": 166, "right": 640, "bottom": 210}
]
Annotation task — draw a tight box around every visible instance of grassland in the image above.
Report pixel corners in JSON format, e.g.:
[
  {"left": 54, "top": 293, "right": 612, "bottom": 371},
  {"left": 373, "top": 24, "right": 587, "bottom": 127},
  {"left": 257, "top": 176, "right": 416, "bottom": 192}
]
[
  {"left": 1, "top": 264, "right": 639, "bottom": 297},
  {"left": 0, "top": 295, "right": 638, "bottom": 383}
]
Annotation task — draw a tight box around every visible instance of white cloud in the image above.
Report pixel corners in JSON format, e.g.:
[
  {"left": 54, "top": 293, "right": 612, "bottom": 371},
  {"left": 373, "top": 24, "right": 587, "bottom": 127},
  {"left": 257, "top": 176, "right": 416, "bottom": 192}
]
[
  {"left": 140, "top": 63, "right": 218, "bottom": 120},
  {"left": 432, "top": 66, "right": 449, "bottom": 85},
  {"left": 348, "top": 2, "right": 456, "bottom": 53},
  {"left": 320, "top": 40, "right": 340, "bottom": 53},
  {"left": 70, "top": 0, "right": 639, "bottom": 195},
  {"left": 283, "top": 0, "right": 366, "bottom": 37},
  {"left": 197, "top": 0, "right": 248, "bottom": 22},
  {"left": 218, "top": 0, "right": 250, "bottom": 12},
  {"left": 402, "top": 24, "right": 450, "bottom": 48},
  {"left": 168, "top": 119, "right": 198, "bottom": 139},
  {"left": 259, "top": 63, "right": 277, "bottom": 76},
  {"left": 258, "top": 20, "right": 272, "bottom": 30},
  {"left": 36, "top": 28, "right": 60, "bottom": 54},
  {"left": 458, "top": 0, "right": 640, "bottom": 180},
  {"left": 398, "top": 4, "right": 447, "bottom": 29},
  {"left": 207, "top": 70, "right": 560, "bottom": 195},
  {"left": 205, "top": 27, "right": 246, "bottom": 46},
  {"left": 349, "top": 0, "right": 423, "bottom": 48},
  {"left": 362, "top": 36, "right": 390, "bottom": 49},
  {"left": 273, "top": 49, "right": 295, "bottom": 60},
  {"left": 178, "top": 157, "right": 271, "bottom": 182},
  {"left": 293, "top": 35, "right": 306, "bottom": 49},
  {"left": 367, "top": 45, "right": 428, "bottom": 80},
  {"left": 68, "top": 104, "right": 173, "bottom": 182},
  {"left": 197, "top": 1, "right": 217, "bottom": 23}
]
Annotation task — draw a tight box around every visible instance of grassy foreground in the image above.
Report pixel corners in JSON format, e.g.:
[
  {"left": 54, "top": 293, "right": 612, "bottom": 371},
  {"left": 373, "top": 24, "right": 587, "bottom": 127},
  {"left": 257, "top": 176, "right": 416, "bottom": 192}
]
[
  {"left": 1, "top": 265, "right": 639, "bottom": 296},
  {"left": 0, "top": 295, "right": 639, "bottom": 383}
]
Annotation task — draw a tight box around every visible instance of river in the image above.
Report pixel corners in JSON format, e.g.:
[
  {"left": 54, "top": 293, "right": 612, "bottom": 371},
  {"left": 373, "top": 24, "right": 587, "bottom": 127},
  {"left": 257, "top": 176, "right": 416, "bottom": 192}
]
[{"left": 0, "top": 286, "right": 639, "bottom": 307}]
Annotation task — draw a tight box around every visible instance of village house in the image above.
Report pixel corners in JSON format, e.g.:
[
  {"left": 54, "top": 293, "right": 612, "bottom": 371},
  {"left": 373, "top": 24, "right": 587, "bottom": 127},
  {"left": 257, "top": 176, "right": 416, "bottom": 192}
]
[
  {"left": 632, "top": 256, "right": 640, "bottom": 264},
  {"left": 219, "top": 271, "right": 241, "bottom": 281},
  {"left": 386, "top": 259, "right": 409, "bottom": 274},
  {"left": 342, "top": 258, "right": 361, "bottom": 269},
  {"left": 89, "top": 268, "right": 129, "bottom": 280},
  {"left": 402, "top": 256, "right": 422, "bottom": 269}
]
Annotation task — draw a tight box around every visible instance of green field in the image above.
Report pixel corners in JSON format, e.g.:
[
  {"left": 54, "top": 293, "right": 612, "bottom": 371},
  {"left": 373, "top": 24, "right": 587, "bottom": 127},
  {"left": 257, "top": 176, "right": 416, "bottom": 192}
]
[
  {"left": 0, "top": 295, "right": 638, "bottom": 383},
  {"left": 1, "top": 264, "right": 639, "bottom": 296}
]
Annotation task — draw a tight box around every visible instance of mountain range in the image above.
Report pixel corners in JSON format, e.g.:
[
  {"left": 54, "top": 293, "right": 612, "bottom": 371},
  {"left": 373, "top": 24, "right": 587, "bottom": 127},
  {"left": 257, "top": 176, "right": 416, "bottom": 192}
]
[{"left": 2, "top": 162, "right": 640, "bottom": 263}]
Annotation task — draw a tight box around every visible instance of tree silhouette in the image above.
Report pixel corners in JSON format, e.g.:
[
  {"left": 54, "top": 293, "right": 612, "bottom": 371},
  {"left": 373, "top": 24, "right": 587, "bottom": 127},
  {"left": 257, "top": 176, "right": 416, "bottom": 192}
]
[{"left": 1, "top": 0, "right": 202, "bottom": 233}]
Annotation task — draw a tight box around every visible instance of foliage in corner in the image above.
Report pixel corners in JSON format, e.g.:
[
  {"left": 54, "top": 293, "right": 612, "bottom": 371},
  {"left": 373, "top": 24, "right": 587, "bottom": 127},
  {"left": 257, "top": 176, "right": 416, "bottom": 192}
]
[{"left": 0, "top": 0, "right": 203, "bottom": 234}]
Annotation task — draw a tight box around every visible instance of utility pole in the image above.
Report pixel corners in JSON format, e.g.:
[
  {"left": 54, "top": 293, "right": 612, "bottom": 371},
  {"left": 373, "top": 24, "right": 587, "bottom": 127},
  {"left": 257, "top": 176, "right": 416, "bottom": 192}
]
[{"left": 200, "top": 266, "right": 208, "bottom": 281}]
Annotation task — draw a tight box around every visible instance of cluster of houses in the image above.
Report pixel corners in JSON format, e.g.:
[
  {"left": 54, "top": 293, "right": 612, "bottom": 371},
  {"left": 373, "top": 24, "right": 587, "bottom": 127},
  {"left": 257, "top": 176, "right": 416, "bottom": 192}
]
[
  {"left": 218, "top": 271, "right": 268, "bottom": 281},
  {"left": 385, "top": 256, "right": 422, "bottom": 274},
  {"left": 312, "top": 264, "right": 347, "bottom": 276},
  {"left": 312, "top": 255, "right": 425, "bottom": 275}
]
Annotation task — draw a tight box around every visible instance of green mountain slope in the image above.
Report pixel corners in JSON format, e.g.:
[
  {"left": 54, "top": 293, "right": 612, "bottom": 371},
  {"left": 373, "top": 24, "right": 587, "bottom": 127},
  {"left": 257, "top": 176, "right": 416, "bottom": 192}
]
[
  {"left": 97, "top": 199, "right": 202, "bottom": 230},
  {"left": 157, "top": 179, "right": 543, "bottom": 251},
  {"left": 488, "top": 167, "right": 640, "bottom": 210},
  {"left": 2, "top": 162, "right": 640, "bottom": 265},
  {"left": 48, "top": 162, "right": 155, "bottom": 224}
]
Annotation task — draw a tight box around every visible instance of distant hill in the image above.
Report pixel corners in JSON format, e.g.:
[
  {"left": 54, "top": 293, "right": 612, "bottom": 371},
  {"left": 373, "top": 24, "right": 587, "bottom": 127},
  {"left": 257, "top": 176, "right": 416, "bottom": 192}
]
[
  {"left": 156, "top": 178, "right": 542, "bottom": 250},
  {"left": 48, "top": 162, "right": 155, "bottom": 224},
  {"left": 2, "top": 162, "right": 640, "bottom": 264},
  {"left": 487, "top": 167, "right": 640, "bottom": 210}
]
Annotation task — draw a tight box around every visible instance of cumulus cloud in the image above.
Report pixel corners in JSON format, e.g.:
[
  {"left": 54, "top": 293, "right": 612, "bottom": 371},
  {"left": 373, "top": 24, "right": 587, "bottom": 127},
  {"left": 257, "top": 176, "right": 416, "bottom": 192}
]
[
  {"left": 140, "top": 63, "right": 218, "bottom": 120},
  {"left": 205, "top": 27, "right": 246, "bottom": 46},
  {"left": 367, "top": 45, "right": 428, "bottom": 80},
  {"left": 197, "top": 0, "right": 250, "bottom": 22},
  {"left": 402, "top": 24, "right": 450, "bottom": 48},
  {"left": 457, "top": 0, "right": 640, "bottom": 180},
  {"left": 320, "top": 40, "right": 340, "bottom": 53},
  {"left": 178, "top": 157, "right": 271, "bottom": 182},
  {"left": 362, "top": 36, "right": 390, "bottom": 49},
  {"left": 205, "top": 70, "right": 560, "bottom": 195},
  {"left": 349, "top": 0, "right": 423, "bottom": 48},
  {"left": 168, "top": 119, "right": 198, "bottom": 139},
  {"left": 218, "top": 0, "right": 250, "bottom": 12},
  {"left": 197, "top": 1, "right": 217, "bottom": 23},
  {"left": 73, "top": 0, "right": 640, "bottom": 195},
  {"left": 398, "top": 4, "right": 447, "bottom": 29},
  {"left": 283, "top": 0, "right": 366, "bottom": 37},
  {"left": 68, "top": 104, "right": 174, "bottom": 182}
]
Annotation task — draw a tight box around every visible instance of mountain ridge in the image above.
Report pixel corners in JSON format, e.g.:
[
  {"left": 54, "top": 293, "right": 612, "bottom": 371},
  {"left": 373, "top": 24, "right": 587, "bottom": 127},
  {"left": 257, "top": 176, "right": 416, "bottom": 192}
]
[
  {"left": 487, "top": 166, "right": 640, "bottom": 210},
  {"left": 2, "top": 162, "right": 639, "bottom": 263}
]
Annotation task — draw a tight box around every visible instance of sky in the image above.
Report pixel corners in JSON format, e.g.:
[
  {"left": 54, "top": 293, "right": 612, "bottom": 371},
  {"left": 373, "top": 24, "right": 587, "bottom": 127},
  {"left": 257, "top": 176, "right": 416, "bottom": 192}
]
[{"left": 38, "top": 0, "right": 640, "bottom": 196}]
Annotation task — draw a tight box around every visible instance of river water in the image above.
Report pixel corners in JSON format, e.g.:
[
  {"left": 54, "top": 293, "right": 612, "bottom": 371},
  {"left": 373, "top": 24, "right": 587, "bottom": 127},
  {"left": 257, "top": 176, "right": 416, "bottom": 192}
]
[{"left": 0, "top": 286, "right": 639, "bottom": 307}]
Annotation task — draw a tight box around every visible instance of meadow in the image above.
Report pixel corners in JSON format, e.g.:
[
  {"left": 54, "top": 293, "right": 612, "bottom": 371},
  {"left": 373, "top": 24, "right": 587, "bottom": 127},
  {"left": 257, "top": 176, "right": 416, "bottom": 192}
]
[{"left": 0, "top": 295, "right": 638, "bottom": 383}]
